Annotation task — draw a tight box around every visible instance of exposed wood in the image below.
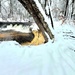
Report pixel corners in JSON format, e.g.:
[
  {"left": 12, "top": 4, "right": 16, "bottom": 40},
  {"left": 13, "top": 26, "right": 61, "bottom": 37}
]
[
  {"left": 18, "top": 0, "right": 54, "bottom": 43},
  {"left": 0, "top": 30, "right": 34, "bottom": 44},
  {"left": 22, "top": 30, "right": 45, "bottom": 45}
]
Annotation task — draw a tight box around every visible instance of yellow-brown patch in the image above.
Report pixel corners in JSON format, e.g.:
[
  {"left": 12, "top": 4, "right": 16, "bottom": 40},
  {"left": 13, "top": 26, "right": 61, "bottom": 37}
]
[{"left": 21, "top": 30, "right": 45, "bottom": 45}]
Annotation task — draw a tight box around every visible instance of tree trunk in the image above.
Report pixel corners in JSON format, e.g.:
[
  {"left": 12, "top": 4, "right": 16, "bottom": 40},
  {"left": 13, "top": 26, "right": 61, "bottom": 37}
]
[
  {"left": 44, "top": 0, "right": 54, "bottom": 28},
  {"left": 0, "top": 1, "right": 1, "bottom": 13},
  {"left": 0, "top": 21, "right": 32, "bottom": 28},
  {"left": 64, "top": 0, "right": 69, "bottom": 17},
  {"left": 18, "top": 0, "right": 54, "bottom": 43}
]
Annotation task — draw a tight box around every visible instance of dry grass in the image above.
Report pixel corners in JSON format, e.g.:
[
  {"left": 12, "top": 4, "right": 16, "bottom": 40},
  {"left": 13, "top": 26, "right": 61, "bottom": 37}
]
[{"left": 21, "top": 30, "right": 45, "bottom": 45}]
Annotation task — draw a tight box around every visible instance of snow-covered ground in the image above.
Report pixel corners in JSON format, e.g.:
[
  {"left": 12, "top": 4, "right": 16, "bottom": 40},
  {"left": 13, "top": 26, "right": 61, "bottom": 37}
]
[{"left": 0, "top": 21, "right": 75, "bottom": 75}]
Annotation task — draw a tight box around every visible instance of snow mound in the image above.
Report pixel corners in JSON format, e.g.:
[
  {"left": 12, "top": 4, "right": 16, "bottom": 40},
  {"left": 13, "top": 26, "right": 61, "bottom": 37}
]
[{"left": 0, "top": 21, "right": 75, "bottom": 75}]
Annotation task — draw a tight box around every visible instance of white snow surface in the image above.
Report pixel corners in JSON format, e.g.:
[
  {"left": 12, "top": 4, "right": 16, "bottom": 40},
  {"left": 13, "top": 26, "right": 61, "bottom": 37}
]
[
  {"left": 0, "top": 21, "right": 75, "bottom": 75},
  {"left": 0, "top": 24, "right": 31, "bottom": 33}
]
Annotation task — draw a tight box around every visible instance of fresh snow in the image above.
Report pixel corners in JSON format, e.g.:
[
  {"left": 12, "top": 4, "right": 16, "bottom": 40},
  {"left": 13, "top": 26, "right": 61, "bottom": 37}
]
[
  {"left": 0, "top": 22, "right": 39, "bottom": 33},
  {"left": 0, "top": 24, "right": 31, "bottom": 33},
  {"left": 0, "top": 21, "right": 75, "bottom": 75}
]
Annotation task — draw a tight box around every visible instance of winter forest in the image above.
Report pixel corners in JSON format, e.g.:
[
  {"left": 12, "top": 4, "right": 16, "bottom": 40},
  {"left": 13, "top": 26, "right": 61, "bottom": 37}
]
[
  {"left": 0, "top": 0, "right": 75, "bottom": 75},
  {"left": 0, "top": 0, "right": 75, "bottom": 21}
]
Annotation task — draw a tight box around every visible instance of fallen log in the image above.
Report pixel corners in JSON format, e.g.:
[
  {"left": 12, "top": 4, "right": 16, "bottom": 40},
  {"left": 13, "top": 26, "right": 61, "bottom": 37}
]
[
  {"left": 0, "top": 30, "right": 34, "bottom": 44},
  {"left": 0, "top": 21, "right": 32, "bottom": 28}
]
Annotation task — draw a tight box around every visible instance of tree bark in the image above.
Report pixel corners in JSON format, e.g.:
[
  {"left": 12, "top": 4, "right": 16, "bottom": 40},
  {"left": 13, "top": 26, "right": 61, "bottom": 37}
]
[
  {"left": 0, "top": 1, "right": 1, "bottom": 13},
  {"left": 44, "top": 0, "right": 54, "bottom": 28},
  {"left": 71, "top": 0, "right": 75, "bottom": 18},
  {"left": 18, "top": 0, "right": 54, "bottom": 43},
  {"left": 64, "top": 0, "right": 69, "bottom": 17},
  {"left": 0, "top": 30, "right": 34, "bottom": 44}
]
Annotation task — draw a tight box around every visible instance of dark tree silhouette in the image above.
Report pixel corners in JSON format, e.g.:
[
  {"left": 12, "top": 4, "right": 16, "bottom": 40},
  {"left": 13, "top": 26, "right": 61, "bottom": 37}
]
[{"left": 18, "top": 0, "right": 54, "bottom": 43}]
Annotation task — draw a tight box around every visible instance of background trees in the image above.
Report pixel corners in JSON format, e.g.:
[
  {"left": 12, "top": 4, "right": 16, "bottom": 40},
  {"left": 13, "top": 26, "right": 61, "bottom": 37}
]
[
  {"left": 0, "top": 0, "right": 75, "bottom": 21},
  {"left": 0, "top": 0, "right": 30, "bottom": 21}
]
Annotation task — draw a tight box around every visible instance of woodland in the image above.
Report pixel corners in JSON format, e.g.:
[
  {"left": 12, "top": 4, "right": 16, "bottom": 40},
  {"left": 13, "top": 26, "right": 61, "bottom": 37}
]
[{"left": 0, "top": 0, "right": 75, "bottom": 45}]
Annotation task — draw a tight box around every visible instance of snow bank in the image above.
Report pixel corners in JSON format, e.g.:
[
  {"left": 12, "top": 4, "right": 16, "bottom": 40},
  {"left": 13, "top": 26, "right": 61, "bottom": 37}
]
[
  {"left": 0, "top": 21, "right": 75, "bottom": 75},
  {"left": 0, "top": 24, "right": 31, "bottom": 33}
]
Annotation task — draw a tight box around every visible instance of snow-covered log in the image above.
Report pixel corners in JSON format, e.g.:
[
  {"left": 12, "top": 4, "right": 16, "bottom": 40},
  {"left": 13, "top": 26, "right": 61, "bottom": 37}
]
[{"left": 0, "top": 21, "right": 32, "bottom": 28}]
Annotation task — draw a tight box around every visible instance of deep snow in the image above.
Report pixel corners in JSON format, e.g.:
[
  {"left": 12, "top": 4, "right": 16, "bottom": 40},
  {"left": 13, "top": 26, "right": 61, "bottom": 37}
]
[{"left": 0, "top": 20, "right": 75, "bottom": 75}]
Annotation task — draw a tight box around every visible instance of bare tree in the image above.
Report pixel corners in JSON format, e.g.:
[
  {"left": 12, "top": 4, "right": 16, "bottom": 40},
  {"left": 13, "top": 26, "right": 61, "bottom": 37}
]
[
  {"left": 0, "top": 1, "right": 1, "bottom": 13},
  {"left": 18, "top": 0, "right": 54, "bottom": 43},
  {"left": 64, "top": 0, "right": 69, "bottom": 17},
  {"left": 44, "top": 0, "right": 54, "bottom": 28},
  {"left": 71, "top": 0, "right": 75, "bottom": 19}
]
